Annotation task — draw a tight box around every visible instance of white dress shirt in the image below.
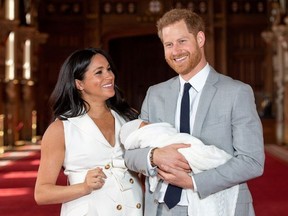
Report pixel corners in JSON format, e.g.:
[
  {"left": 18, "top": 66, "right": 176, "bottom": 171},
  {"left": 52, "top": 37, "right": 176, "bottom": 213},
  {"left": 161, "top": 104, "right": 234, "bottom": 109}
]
[{"left": 151, "top": 63, "right": 210, "bottom": 205}]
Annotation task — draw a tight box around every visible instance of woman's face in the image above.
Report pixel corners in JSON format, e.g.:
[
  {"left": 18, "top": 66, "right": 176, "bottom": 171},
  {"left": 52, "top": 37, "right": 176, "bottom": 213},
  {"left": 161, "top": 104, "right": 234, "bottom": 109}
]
[{"left": 75, "top": 54, "right": 115, "bottom": 104}]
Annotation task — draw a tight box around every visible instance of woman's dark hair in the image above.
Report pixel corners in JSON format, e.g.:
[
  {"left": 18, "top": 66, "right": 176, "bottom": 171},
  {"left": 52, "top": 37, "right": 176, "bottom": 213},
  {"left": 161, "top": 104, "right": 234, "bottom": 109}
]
[{"left": 49, "top": 47, "right": 138, "bottom": 121}]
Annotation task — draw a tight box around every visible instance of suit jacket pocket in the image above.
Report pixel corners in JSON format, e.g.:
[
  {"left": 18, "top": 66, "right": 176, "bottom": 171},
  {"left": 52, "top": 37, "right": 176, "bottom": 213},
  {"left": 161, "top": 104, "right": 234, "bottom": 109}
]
[
  {"left": 204, "top": 115, "right": 227, "bottom": 127},
  {"left": 200, "top": 114, "right": 232, "bottom": 150}
]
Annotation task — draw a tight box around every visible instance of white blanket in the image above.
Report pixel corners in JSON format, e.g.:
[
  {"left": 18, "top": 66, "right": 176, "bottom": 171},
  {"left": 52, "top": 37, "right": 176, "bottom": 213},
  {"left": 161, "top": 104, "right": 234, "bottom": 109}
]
[{"left": 121, "top": 121, "right": 239, "bottom": 216}]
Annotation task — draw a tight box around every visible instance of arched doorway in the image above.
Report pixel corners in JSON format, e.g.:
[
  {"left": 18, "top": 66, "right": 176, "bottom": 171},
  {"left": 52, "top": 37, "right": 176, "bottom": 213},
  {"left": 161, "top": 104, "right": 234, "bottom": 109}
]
[{"left": 108, "top": 34, "right": 175, "bottom": 111}]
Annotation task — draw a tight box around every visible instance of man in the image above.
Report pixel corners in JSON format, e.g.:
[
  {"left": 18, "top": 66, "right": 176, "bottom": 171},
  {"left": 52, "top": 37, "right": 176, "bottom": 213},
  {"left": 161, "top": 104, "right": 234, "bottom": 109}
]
[{"left": 124, "top": 8, "right": 264, "bottom": 216}]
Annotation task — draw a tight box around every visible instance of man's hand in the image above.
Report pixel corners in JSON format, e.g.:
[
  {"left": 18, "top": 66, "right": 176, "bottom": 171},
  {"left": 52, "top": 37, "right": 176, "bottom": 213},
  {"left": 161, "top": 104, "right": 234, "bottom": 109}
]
[
  {"left": 152, "top": 143, "right": 193, "bottom": 189},
  {"left": 153, "top": 143, "right": 191, "bottom": 172},
  {"left": 157, "top": 165, "right": 194, "bottom": 189}
]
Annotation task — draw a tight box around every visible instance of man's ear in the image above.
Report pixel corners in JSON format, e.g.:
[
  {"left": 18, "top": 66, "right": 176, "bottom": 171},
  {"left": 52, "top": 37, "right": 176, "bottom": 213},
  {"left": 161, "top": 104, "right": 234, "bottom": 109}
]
[
  {"left": 197, "top": 31, "right": 205, "bottom": 47},
  {"left": 75, "top": 79, "right": 83, "bottom": 90}
]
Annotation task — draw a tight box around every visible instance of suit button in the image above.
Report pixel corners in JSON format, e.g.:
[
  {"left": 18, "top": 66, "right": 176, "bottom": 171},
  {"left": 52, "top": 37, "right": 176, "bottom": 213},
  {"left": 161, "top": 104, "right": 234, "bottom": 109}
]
[
  {"left": 105, "top": 164, "right": 110, "bottom": 169},
  {"left": 136, "top": 203, "right": 141, "bottom": 209},
  {"left": 129, "top": 178, "right": 134, "bottom": 184},
  {"left": 116, "top": 204, "right": 122, "bottom": 210}
]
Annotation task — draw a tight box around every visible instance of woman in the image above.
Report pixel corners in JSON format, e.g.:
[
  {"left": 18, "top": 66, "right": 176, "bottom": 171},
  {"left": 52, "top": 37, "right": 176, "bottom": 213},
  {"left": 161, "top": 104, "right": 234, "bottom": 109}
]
[{"left": 34, "top": 48, "right": 143, "bottom": 216}]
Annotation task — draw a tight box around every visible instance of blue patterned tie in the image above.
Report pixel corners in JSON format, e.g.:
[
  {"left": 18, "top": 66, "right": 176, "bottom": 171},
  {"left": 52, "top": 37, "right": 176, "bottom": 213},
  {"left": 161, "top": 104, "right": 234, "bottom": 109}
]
[{"left": 164, "top": 82, "right": 192, "bottom": 209}]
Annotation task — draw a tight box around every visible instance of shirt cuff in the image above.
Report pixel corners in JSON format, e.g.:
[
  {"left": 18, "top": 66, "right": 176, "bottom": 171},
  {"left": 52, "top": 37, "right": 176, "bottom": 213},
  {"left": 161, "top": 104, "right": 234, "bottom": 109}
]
[
  {"left": 147, "top": 148, "right": 157, "bottom": 176},
  {"left": 191, "top": 175, "right": 197, "bottom": 192}
]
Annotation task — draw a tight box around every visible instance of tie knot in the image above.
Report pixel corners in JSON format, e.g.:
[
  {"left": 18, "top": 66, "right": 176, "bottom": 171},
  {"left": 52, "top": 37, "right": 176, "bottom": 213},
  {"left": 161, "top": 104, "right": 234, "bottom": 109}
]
[{"left": 184, "top": 83, "right": 192, "bottom": 92}]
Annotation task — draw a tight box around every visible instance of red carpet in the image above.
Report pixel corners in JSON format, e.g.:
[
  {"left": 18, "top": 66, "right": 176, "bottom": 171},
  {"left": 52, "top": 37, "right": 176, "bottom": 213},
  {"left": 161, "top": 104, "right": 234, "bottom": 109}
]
[
  {"left": 0, "top": 145, "right": 287, "bottom": 215},
  {"left": 0, "top": 146, "right": 65, "bottom": 216},
  {"left": 248, "top": 152, "right": 288, "bottom": 216}
]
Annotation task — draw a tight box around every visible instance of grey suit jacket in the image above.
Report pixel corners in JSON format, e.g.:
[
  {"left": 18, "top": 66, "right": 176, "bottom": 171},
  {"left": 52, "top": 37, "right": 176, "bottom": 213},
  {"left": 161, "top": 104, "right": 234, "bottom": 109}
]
[{"left": 124, "top": 67, "right": 265, "bottom": 216}]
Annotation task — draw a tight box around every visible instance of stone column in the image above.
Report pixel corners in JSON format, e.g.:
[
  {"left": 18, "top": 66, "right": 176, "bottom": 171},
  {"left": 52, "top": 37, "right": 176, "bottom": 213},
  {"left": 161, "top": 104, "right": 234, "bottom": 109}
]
[
  {"left": 262, "top": 17, "right": 288, "bottom": 144},
  {"left": 4, "top": 80, "right": 20, "bottom": 148},
  {"left": 17, "top": 27, "right": 47, "bottom": 142}
]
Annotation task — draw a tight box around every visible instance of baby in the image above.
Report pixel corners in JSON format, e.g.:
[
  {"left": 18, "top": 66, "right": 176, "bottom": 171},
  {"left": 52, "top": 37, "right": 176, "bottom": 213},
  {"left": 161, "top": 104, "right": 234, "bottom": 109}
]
[{"left": 120, "top": 119, "right": 239, "bottom": 216}]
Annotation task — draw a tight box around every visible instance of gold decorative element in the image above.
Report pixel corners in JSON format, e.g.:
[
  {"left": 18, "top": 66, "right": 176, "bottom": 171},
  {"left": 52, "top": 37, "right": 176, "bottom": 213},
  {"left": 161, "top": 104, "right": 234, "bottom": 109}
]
[
  {"left": 0, "top": 114, "right": 4, "bottom": 154},
  {"left": 31, "top": 110, "right": 37, "bottom": 143}
]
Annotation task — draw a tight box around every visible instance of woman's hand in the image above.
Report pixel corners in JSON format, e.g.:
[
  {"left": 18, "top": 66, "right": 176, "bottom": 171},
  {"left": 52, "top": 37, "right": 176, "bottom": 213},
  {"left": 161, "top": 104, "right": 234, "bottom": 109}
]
[{"left": 83, "top": 167, "right": 107, "bottom": 193}]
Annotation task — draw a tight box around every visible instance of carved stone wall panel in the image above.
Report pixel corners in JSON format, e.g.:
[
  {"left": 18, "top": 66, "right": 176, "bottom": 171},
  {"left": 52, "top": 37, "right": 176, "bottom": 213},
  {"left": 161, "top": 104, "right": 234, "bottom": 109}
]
[
  {"left": 227, "top": 26, "right": 267, "bottom": 92},
  {"left": 284, "top": 83, "right": 288, "bottom": 143},
  {"left": 30, "top": 0, "right": 270, "bottom": 137},
  {"left": 4, "top": 81, "right": 20, "bottom": 147},
  {"left": 20, "top": 82, "right": 35, "bottom": 140}
]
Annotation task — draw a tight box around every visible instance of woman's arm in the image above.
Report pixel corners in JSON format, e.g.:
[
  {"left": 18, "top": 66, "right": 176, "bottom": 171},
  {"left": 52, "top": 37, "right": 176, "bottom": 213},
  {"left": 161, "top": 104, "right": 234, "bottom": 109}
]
[{"left": 34, "top": 120, "right": 105, "bottom": 205}]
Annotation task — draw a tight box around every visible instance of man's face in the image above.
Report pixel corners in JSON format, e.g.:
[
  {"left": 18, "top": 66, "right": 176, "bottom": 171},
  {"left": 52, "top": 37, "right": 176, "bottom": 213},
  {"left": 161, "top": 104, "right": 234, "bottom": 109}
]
[{"left": 162, "top": 20, "right": 202, "bottom": 78}]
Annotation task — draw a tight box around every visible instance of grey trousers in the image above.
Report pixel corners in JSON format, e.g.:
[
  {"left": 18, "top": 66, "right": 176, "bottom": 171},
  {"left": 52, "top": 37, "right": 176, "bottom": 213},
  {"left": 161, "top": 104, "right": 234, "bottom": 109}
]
[
  {"left": 156, "top": 202, "right": 255, "bottom": 216},
  {"left": 157, "top": 203, "right": 188, "bottom": 216}
]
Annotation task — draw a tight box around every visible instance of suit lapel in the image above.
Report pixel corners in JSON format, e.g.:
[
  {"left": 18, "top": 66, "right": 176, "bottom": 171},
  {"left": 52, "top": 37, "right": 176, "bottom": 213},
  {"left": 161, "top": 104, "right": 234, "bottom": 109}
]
[
  {"left": 193, "top": 69, "right": 219, "bottom": 137},
  {"left": 165, "top": 77, "right": 180, "bottom": 126}
]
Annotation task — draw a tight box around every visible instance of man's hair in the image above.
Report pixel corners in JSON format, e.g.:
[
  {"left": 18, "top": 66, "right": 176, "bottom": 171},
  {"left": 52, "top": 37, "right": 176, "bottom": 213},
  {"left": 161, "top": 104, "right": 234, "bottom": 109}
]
[{"left": 156, "top": 9, "right": 205, "bottom": 41}]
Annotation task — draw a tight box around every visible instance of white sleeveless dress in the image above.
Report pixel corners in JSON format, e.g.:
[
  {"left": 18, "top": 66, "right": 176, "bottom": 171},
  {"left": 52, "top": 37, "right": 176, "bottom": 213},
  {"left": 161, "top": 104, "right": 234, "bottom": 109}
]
[{"left": 60, "top": 110, "right": 143, "bottom": 216}]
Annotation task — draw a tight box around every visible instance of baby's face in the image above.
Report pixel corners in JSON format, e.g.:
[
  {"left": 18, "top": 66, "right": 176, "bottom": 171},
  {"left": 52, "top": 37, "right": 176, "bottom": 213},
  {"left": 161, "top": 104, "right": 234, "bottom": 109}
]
[{"left": 139, "top": 121, "right": 149, "bottom": 128}]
